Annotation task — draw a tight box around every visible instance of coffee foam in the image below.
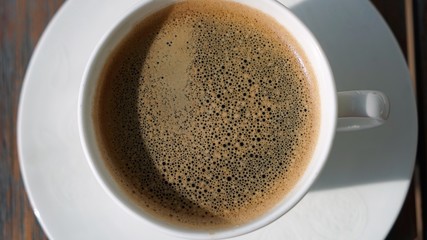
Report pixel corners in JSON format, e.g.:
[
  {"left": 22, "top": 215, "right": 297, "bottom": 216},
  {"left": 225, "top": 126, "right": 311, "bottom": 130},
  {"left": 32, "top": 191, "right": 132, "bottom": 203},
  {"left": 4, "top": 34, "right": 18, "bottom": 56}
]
[{"left": 94, "top": 0, "right": 319, "bottom": 229}]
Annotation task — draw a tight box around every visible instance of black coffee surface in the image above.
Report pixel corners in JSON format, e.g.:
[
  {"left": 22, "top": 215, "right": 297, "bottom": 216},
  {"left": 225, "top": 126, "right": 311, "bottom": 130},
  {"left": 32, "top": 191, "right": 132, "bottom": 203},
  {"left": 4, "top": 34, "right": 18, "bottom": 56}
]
[{"left": 94, "top": 0, "right": 319, "bottom": 229}]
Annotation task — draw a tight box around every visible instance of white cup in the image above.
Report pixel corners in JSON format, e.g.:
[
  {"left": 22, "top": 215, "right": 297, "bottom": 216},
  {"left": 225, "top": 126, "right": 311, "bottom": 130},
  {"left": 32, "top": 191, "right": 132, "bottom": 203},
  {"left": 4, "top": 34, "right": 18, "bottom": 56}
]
[{"left": 78, "top": 0, "right": 389, "bottom": 239}]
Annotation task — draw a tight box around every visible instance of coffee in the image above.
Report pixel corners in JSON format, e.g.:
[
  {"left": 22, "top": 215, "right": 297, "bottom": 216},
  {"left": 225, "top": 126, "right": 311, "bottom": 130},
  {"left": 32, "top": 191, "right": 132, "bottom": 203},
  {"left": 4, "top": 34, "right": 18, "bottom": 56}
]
[{"left": 93, "top": 0, "right": 319, "bottom": 229}]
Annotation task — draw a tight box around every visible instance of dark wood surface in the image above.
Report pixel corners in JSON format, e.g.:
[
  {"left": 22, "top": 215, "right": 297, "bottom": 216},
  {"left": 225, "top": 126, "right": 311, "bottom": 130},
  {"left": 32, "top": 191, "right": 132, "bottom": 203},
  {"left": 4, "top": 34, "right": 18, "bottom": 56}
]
[
  {"left": 414, "top": 0, "right": 427, "bottom": 238},
  {"left": 1, "top": 1, "right": 64, "bottom": 239},
  {"left": 0, "top": 0, "right": 420, "bottom": 239}
]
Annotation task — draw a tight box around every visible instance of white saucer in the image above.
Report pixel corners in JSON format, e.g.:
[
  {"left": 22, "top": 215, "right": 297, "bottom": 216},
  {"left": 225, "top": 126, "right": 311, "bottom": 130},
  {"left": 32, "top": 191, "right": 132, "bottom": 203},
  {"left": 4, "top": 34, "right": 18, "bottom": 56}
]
[{"left": 18, "top": 0, "right": 417, "bottom": 239}]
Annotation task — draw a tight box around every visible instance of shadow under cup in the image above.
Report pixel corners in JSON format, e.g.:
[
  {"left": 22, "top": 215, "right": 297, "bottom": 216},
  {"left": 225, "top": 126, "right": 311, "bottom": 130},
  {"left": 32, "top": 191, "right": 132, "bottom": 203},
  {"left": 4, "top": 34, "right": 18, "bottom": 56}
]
[{"left": 78, "top": 0, "right": 337, "bottom": 239}]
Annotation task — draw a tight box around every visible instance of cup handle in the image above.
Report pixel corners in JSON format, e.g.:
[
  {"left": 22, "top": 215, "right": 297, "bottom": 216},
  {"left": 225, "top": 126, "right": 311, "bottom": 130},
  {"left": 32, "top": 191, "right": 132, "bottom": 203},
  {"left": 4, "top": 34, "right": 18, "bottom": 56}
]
[{"left": 337, "top": 90, "right": 390, "bottom": 131}]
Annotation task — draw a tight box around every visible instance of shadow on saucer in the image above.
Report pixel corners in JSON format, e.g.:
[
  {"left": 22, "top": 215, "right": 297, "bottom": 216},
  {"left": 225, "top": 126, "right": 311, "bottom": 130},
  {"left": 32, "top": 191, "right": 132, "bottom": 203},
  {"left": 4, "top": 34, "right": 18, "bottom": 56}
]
[{"left": 287, "top": 0, "right": 416, "bottom": 192}]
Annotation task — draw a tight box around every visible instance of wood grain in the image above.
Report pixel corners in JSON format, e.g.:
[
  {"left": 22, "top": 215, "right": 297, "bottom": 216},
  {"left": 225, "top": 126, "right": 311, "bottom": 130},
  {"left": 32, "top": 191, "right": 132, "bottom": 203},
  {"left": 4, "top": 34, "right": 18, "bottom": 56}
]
[
  {"left": 414, "top": 0, "right": 427, "bottom": 239},
  {"left": 0, "top": 0, "right": 64, "bottom": 239},
  {"left": 0, "top": 0, "right": 419, "bottom": 239},
  {"left": 370, "top": 0, "right": 408, "bottom": 56}
]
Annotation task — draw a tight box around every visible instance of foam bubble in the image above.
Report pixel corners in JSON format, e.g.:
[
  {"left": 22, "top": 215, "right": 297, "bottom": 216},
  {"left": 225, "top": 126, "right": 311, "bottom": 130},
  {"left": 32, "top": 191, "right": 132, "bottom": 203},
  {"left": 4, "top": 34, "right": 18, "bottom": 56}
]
[{"left": 94, "top": 0, "right": 319, "bottom": 230}]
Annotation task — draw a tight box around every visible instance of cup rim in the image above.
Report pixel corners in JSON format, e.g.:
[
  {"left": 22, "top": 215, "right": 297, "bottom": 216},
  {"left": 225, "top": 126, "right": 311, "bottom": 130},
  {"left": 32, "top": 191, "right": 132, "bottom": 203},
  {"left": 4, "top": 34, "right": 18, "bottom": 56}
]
[{"left": 78, "top": 0, "right": 337, "bottom": 239}]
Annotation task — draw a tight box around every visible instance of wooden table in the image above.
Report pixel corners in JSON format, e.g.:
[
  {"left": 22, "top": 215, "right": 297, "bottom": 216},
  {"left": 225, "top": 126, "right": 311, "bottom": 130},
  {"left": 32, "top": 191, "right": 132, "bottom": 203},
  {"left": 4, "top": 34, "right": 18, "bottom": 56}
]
[{"left": 1, "top": 0, "right": 424, "bottom": 239}]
